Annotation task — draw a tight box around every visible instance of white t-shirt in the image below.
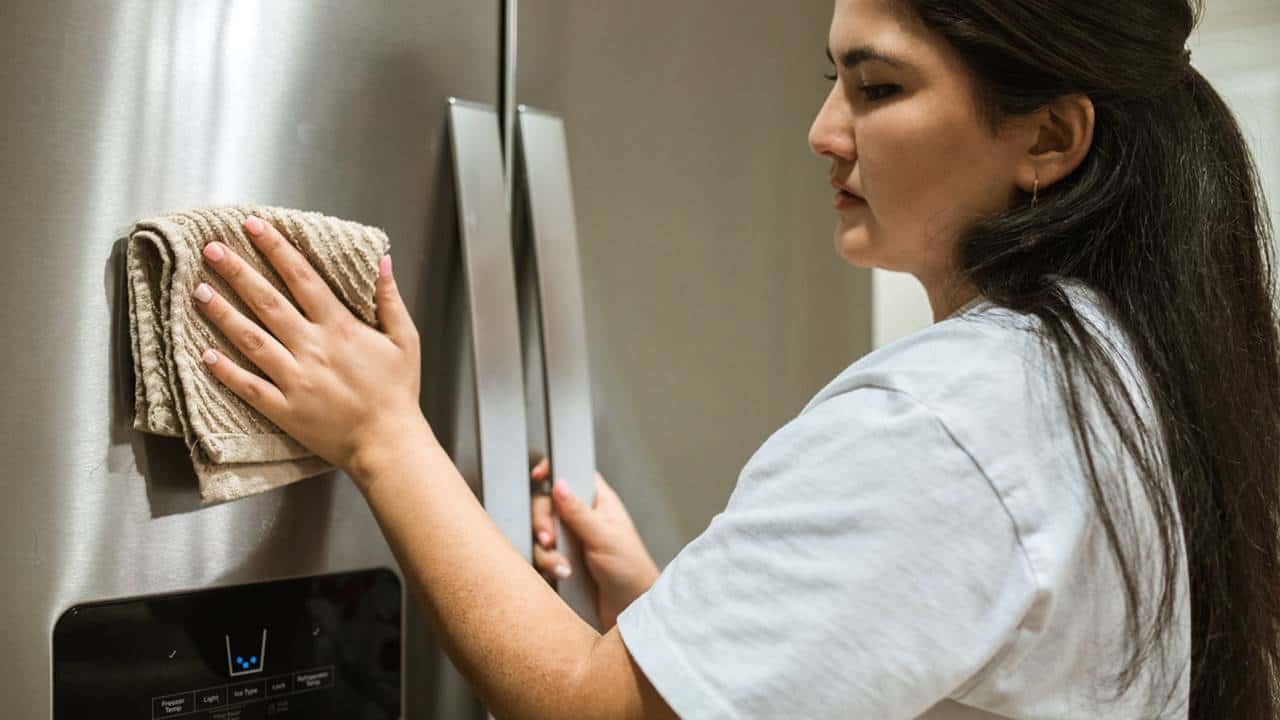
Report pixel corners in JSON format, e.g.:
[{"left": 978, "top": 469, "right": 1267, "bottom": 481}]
[{"left": 616, "top": 279, "right": 1190, "bottom": 719}]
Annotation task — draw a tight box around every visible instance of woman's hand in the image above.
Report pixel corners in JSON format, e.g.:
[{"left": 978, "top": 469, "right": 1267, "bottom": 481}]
[
  {"left": 530, "top": 458, "right": 661, "bottom": 630},
  {"left": 193, "top": 214, "right": 431, "bottom": 485}
]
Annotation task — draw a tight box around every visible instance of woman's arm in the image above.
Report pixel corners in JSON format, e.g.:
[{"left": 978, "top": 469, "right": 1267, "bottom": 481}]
[
  {"left": 191, "top": 214, "right": 673, "bottom": 720},
  {"left": 352, "top": 425, "right": 676, "bottom": 720}
]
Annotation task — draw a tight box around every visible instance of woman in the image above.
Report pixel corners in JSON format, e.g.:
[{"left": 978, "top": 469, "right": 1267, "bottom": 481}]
[{"left": 189, "top": 0, "right": 1278, "bottom": 717}]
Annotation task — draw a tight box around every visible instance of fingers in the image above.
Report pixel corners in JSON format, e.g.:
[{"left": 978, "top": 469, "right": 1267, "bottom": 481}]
[
  {"left": 530, "top": 456, "right": 550, "bottom": 481},
  {"left": 552, "top": 476, "right": 603, "bottom": 547},
  {"left": 374, "top": 255, "right": 420, "bottom": 350},
  {"left": 531, "top": 457, "right": 557, "bottom": 550},
  {"left": 592, "top": 471, "right": 618, "bottom": 509},
  {"left": 532, "top": 492, "right": 556, "bottom": 546},
  {"left": 200, "top": 348, "right": 289, "bottom": 424},
  {"left": 241, "top": 215, "right": 344, "bottom": 324},
  {"left": 533, "top": 542, "right": 572, "bottom": 583},
  {"left": 193, "top": 281, "right": 300, "bottom": 389},
  {"left": 201, "top": 238, "right": 311, "bottom": 350}
]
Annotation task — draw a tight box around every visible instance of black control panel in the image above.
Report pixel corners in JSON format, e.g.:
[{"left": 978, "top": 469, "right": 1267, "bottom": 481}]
[{"left": 53, "top": 568, "right": 401, "bottom": 719}]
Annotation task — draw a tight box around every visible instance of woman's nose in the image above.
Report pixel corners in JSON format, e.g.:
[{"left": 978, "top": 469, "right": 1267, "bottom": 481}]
[{"left": 808, "top": 88, "right": 853, "bottom": 160}]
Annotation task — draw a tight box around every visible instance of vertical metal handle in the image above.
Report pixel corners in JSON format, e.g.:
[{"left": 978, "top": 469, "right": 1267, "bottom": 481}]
[
  {"left": 447, "top": 98, "right": 532, "bottom": 564},
  {"left": 515, "top": 106, "right": 600, "bottom": 629}
]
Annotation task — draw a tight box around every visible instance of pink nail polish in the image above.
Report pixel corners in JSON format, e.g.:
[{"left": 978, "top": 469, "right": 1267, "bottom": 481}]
[
  {"left": 202, "top": 349, "right": 218, "bottom": 365},
  {"left": 203, "top": 242, "right": 225, "bottom": 262},
  {"left": 552, "top": 478, "right": 569, "bottom": 499},
  {"left": 537, "top": 531, "right": 551, "bottom": 546},
  {"left": 379, "top": 255, "right": 392, "bottom": 278},
  {"left": 244, "top": 216, "right": 263, "bottom": 235},
  {"left": 193, "top": 283, "right": 213, "bottom": 303}
]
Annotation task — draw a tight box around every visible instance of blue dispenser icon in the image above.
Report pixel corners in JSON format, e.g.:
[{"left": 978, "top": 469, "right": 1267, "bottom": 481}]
[{"left": 225, "top": 629, "right": 267, "bottom": 677}]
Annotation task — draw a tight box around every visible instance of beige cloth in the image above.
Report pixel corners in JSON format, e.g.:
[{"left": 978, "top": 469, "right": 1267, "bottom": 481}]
[{"left": 126, "top": 205, "right": 390, "bottom": 503}]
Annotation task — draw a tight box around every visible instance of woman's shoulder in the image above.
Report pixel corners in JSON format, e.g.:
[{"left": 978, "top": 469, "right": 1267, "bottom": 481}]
[
  {"left": 806, "top": 279, "right": 1142, "bottom": 444},
  {"left": 804, "top": 295, "right": 1048, "bottom": 420},
  {"left": 805, "top": 284, "right": 1139, "bottom": 520}
]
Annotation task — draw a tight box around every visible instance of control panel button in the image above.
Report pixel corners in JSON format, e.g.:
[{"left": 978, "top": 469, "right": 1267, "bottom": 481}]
[
  {"left": 294, "top": 667, "right": 334, "bottom": 691},
  {"left": 265, "top": 674, "right": 293, "bottom": 696},
  {"left": 229, "top": 679, "right": 265, "bottom": 702},
  {"left": 151, "top": 691, "right": 194, "bottom": 718},
  {"left": 194, "top": 686, "right": 226, "bottom": 709}
]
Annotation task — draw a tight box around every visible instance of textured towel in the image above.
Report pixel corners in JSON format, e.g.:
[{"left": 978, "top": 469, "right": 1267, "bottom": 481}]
[{"left": 126, "top": 205, "right": 390, "bottom": 503}]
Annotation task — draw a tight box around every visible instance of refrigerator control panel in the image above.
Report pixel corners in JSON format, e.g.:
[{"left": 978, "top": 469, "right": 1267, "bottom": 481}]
[{"left": 53, "top": 568, "right": 401, "bottom": 719}]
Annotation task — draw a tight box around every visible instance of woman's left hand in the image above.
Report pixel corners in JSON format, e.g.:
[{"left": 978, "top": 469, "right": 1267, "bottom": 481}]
[{"left": 192, "top": 214, "right": 432, "bottom": 484}]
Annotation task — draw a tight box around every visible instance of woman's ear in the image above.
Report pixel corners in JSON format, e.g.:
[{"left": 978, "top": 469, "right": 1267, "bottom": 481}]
[{"left": 1021, "top": 92, "right": 1096, "bottom": 193}]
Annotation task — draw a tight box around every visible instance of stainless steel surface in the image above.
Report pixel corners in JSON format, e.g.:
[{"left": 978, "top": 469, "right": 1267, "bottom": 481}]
[
  {"left": 513, "top": 1, "right": 868, "bottom": 569},
  {"left": 0, "top": 2, "right": 497, "bottom": 717},
  {"left": 448, "top": 99, "right": 531, "bottom": 563},
  {"left": 516, "top": 106, "right": 599, "bottom": 627},
  {"left": 503, "top": 0, "right": 519, "bottom": 218},
  {"left": 4, "top": 0, "right": 868, "bottom": 716}
]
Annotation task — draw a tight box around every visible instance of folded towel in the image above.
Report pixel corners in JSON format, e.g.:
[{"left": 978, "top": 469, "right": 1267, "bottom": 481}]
[{"left": 126, "top": 204, "right": 390, "bottom": 503}]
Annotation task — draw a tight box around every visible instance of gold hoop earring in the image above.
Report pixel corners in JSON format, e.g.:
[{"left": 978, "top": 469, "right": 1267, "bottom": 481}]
[{"left": 1032, "top": 172, "right": 1039, "bottom": 207}]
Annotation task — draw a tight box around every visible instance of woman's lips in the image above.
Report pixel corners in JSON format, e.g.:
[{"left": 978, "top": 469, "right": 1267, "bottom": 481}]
[{"left": 834, "top": 188, "right": 865, "bottom": 209}]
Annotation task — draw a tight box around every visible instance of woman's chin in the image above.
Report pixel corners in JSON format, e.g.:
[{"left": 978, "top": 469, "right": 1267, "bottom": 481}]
[{"left": 834, "top": 227, "right": 875, "bottom": 267}]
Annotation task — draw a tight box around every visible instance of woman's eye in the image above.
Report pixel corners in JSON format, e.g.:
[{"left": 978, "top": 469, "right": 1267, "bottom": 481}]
[
  {"left": 820, "top": 74, "right": 899, "bottom": 103},
  {"left": 859, "top": 84, "right": 899, "bottom": 101}
]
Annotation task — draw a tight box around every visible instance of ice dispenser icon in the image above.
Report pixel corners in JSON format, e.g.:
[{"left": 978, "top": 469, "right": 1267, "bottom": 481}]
[{"left": 225, "top": 629, "right": 267, "bottom": 677}]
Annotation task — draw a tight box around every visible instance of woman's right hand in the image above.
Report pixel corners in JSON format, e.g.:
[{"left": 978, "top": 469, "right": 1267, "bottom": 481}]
[{"left": 530, "top": 457, "right": 661, "bottom": 630}]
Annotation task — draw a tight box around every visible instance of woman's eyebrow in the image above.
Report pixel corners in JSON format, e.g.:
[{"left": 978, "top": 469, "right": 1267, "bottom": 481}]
[{"left": 826, "top": 44, "right": 909, "bottom": 70}]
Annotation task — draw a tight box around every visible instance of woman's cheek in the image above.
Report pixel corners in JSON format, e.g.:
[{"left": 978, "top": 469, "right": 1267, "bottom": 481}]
[{"left": 858, "top": 141, "right": 912, "bottom": 226}]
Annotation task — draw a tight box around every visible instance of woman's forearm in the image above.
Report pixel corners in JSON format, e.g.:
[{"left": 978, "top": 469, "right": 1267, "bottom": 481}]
[{"left": 352, "top": 419, "right": 601, "bottom": 720}]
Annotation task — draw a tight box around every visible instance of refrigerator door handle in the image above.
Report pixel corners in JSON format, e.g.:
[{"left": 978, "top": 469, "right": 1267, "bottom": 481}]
[
  {"left": 447, "top": 98, "right": 533, "bottom": 564},
  {"left": 516, "top": 106, "right": 600, "bottom": 629}
]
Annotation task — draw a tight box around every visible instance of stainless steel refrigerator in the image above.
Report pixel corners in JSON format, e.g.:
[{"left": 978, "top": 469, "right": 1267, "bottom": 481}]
[{"left": 0, "top": 1, "right": 868, "bottom": 717}]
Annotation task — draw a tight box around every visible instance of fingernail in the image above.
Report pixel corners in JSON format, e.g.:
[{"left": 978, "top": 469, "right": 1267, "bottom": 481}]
[
  {"left": 202, "top": 349, "right": 218, "bottom": 365},
  {"left": 554, "top": 564, "right": 571, "bottom": 579},
  {"left": 552, "top": 478, "right": 570, "bottom": 500},
  {"left": 537, "top": 531, "right": 551, "bottom": 546},
  {"left": 379, "top": 255, "right": 392, "bottom": 278},
  {"left": 193, "top": 283, "right": 213, "bottom": 303},
  {"left": 203, "top": 242, "right": 225, "bottom": 262},
  {"left": 244, "top": 216, "right": 263, "bottom": 235}
]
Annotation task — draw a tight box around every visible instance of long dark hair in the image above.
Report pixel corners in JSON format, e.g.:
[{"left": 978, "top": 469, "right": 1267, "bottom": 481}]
[{"left": 898, "top": 0, "right": 1279, "bottom": 716}]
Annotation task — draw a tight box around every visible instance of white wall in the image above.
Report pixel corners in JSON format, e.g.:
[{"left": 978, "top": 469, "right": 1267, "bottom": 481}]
[
  {"left": 871, "top": 268, "right": 933, "bottom": 349},
  {"left": 1189, "top": 1, "right": 1280, "bottom": 239},
  {"left": 871, "top": 0, "right": 1280, "bottom": 349}
]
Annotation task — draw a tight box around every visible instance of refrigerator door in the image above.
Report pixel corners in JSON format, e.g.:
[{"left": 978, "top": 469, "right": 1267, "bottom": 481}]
[
  {"left": 514, "top": 106, "right": 600, "bottom": 627},
  {"left": 513, "top": 1, "right": 869, "bottom": 582},
  {"left": 448, "top": 98, "right": 532, "bottom": 562},
  {"left": 0, "top": 2, "right": 498, "bottom": 717}
]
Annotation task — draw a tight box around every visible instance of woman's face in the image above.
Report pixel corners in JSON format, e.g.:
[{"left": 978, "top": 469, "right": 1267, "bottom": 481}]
[{"left": 809, "top": 0, "right": 1026, "bottom": 289}]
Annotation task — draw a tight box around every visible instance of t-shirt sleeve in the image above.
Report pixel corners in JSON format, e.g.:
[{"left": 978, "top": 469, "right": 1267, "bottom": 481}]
[{"left": 615, "top": 385, "right": 1038, "bottom": 719}]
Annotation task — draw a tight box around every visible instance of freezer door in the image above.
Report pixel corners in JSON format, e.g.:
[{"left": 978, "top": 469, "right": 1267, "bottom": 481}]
[{"left": 0, "top": 2, "right": 499, "bottom": 718}]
